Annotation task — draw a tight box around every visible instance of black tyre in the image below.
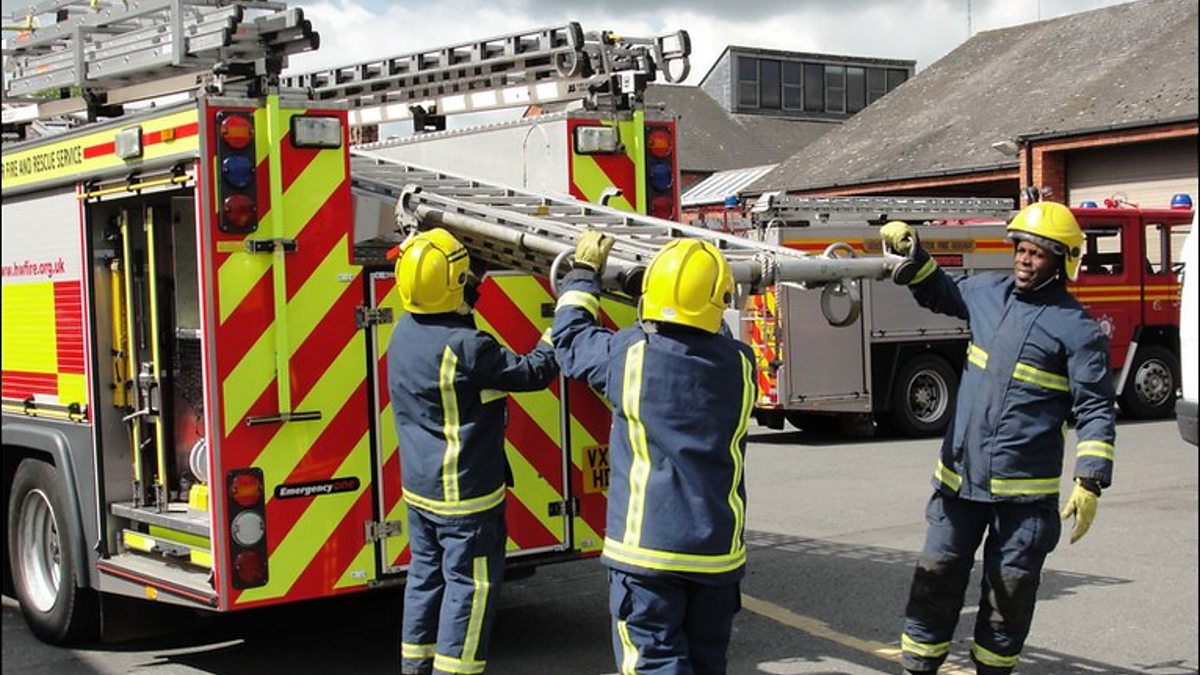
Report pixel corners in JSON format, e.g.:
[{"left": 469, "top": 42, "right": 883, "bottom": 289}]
[
  {"left": 1120, "top": 344, "right": 1180, "bottom": 419},
  {"left": 7, "top": 459, "right": 98, "bottom": 644},
  {"left": 890, "top": 353, "right": 958, "bottom": 438}
]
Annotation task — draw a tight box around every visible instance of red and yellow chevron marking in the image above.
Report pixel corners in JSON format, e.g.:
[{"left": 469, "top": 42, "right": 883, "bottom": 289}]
[
  {"left": 744, "top": 292, "right": 779, "bottom": 407},
  {"left": 203, "top": 103, "right": 372, "bottom": 609},
  {"left": 1, "top": 279, "right": 87, "bottom": 414},
  {"left": 568, "top": 117, "right": 638, "bottom": 213}
]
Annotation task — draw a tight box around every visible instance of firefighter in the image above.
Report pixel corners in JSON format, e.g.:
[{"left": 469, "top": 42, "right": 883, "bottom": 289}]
[
  {"left": 881, "top": 202, "right": 1116, "bottom": 675},
  {"left": 388, "top": 228, "right": 559, "bottom": 675},
  {"left": 552, "top": 231, "right": 757, "bottom": 675}
]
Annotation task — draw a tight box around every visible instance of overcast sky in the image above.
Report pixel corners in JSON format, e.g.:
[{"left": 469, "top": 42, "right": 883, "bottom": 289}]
[{"left": 280, "top": 0, "right": 1135, "bottom": 80}]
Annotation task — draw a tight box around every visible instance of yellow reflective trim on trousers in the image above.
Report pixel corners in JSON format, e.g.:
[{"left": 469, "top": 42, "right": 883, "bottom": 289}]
[
  {"left": 727, "top": 353, "right": 753, "bottom": 555},
  {"left": 461, "top": 556, "right": 491, "bottom": 664},
  {"left": 901, "top": 633, "right": 951, "bottom": 658},
  {"left": 402, "top": 484, "right": 506, "bottom": 517},
  {"left": 217, "top": 140, "right": 346, "bottom": 324},
  {"left": 402, "top": 643, "right": 436, "bottom": 659},
  {"left": 556, "top": 290, "right": 599, "bottom": 319},
  {"left": 622, "top": 341, "right": 650, "bottom": 547},
  {"left": 990, "top": 476, "right": 1060, "bottom": 495},
  {"left": 440, "top": 346, "right": 463, "bottom": 501},
  {"left": 238, "top": 432, "right": 369, "bottom": 603},
  {"left": 910, "top": 257, "right": 938, "bottom": 285},
  {"left": 1012, "top": 362, "right": 1069, "bottom": 392},
  {"left": 573, "top": 153, "right": 635, "bottom": 212},
  {"left": 618, "top": 620, "right": 640, "bottom": 675},
  {"left": 1076, "top": 440, "right": 1115, "bottom": 461},
  {"left": 934, "top": 461, "right": 962, "bottom": 491},
  {"left": 603, "top": 536, "right": 746, "bottom": 574},
  {"left": 971, "top": 642, "right": 1020, "bottom": 668},
  {"left": 433, "top": 654, "right": 487, "bottom": 675},
  {"left": 967, "top": 342, "right": 988, "bottom": 370}
]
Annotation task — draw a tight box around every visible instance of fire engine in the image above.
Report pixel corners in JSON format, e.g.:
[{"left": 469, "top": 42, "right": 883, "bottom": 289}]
[
  {"left": 742, "top": 194, "right": 1193, "bottom": 437},
  {"left": 1, "top": 1, "right": 896, "bottom": 644}
]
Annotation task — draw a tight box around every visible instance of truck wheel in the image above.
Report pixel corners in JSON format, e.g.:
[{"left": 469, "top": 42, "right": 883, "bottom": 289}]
[
  {"left": 891, "top": 353, "right": 958, "bottom": 438},
  {"left": 7, "top": 459, "right": 98, "bottom": 645},
  {"left": 1120, "top": 345, "right": 1180, "bottom": 419}
]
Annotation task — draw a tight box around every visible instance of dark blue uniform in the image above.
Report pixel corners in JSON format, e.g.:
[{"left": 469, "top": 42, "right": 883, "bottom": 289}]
[
  {"left": 553, "top": 271, "right": 757, "bottom": 675},
  {"left": 389, "top": 311, "right": 557, "bottom": 675},
  {"left": 900, "top": 269, "right": 1116, "bottom": 674}
]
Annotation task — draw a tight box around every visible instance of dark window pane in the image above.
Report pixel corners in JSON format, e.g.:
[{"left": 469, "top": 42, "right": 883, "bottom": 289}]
[
  {"left": 825, "top": 65, "right": 845, "bottom": 113},
  {"left": 783, "top": 61, "right": 803, "bottom": 85},
  {"left": 738, "top": 57, "right": 758, "bottom": 82},
  {"left": 760, "top": 59, "right": 781, "bottom": 109},
  {"left": 804, "top": 63, "right": 824, "bottom": 112},
  {"left": 867, "top": 68, "right": 887, "bottom": 104},
  {"left": 738, "top": 82, "right": 758, "bottom": 107},
  {"left": 886, "top": 68, "right": 908, "bottom": 91},
  {"left": 846, "top": 67, "right": 866, "bottom": 112},
  {"left": 783, "top": 85, "right": 803, "bottom": 109}
]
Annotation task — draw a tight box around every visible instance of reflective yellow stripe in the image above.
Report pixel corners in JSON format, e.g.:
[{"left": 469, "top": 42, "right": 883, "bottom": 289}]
[
  {"left": 602, "top": 536, "right": 746, "bottom": 574},
  {"left": 910, "top": 257, "right": 938, "bottom": 284},
  {"left": 556, "top": 290, "right": 599, "bottom": 319},
  {"left": 440, "top": 346, "right": 462, "bottom": 501},
  {"left": 461, "top": 556, "right": 491, "bottom": 664},
  {"left": 402, "top": 485, "right": 506, "bottom": 517},
  {"left": 402, "top": 643, "right": 436, "bottom": 659},
  {"left": 967, "top": 342, "right": 988, "bottom": 370},
  {"left": 1076, "top": 440, "right": 1115, "bottom": 461},
  {"left": 727, "top": 353, "right": 753, "bottom": 555},
  {"left": 901, "top": 633, "right": 951, "bottom": 658},
  {"left": 934, "top": 461, "right": 962, "bottom": 491},
  {"left": 1012, "top": 362, "right": 1069, "bottom": 392},
  {"left": 122, "top": 531, "right": 156, "bottom": 553},
  {"left": 480, "top": 389, "right": 507, "bottom": 404},
  {"left": 990, "top": 477, "right": 1060, "bottom": 495},
  {"left": 618, "top": 620, "right": 639, "bottom": 674},
  {"left": 971, "top": 642, "right": 1020, "bottom": 668},
  {"left": 433, "top": 654, "right": 487, "bottom": 675},
  {"left": 622, "top": 341, "right": 650, "bottom": 547}
]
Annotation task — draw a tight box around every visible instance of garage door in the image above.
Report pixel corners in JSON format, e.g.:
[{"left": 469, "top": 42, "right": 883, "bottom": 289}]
[{"left": 1067, "top": 138, "right": 1198, "bottom": 210}]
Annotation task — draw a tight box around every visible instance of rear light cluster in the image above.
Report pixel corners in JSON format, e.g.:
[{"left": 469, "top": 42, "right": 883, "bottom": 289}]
[
  {"left": 227, "top": 468, "right": 268, "bottom": 589},
  {"left": 217, "top": 112, "right": 258, "bottom": 233},
  {"left": 644, "top": 123, "right": 677, "bottom": 220}
]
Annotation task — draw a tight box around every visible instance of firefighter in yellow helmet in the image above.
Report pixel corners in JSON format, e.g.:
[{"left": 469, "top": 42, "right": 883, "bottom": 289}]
[
  {"left": 881, "top": 202, "right": 1115, "bottom": 675},
  {"left": 388, "top": 228, "right": 558, "bottom": 675},
  {"left": 552, "top": 231, "right": 757, "bottom": 675}
]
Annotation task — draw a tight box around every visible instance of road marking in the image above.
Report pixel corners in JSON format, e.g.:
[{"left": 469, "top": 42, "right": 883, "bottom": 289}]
[{"left": 741, "top": 592, "right": 973, "bottom": 675}]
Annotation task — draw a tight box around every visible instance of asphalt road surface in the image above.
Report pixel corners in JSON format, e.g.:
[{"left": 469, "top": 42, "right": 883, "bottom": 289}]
[{"left": 4, "top": 419, "right": 1197, "bottom": 675}]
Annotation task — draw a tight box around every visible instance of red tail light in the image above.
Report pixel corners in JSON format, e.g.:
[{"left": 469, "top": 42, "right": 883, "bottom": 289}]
[
  {"left": 219, "top": 114, "right": 254, "bottom": 150},
  {"left": 234, "top": 550, "right": 267, "bottom": 586}
]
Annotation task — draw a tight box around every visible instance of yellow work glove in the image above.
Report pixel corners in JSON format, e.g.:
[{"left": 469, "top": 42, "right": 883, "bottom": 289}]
[
  {"left": 1060, "top": 479, "right": 1099, "bottom": 544},
  {"left": 880, "top": 221, "right": 917, "bottom": 255},
  {"left": 575, "top": 230, "right": 615, "bottom": 273}
]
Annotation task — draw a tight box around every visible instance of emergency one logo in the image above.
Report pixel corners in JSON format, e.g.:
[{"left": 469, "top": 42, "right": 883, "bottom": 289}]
[{"left": 1098, "top": 315, "right": 1114, "bottom": 339}]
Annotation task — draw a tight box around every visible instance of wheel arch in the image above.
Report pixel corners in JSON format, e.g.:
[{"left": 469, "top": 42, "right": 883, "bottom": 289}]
[{"left": 3, "top": 423, "right": 93, "bottom": 591}]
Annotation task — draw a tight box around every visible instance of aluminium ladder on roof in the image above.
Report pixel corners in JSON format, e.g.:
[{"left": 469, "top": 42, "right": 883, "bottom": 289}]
[
  {"left": 2, "top": 0, "right": 317, "bottom": 101},
  {"left": 280, "top": 23, "right": 691, "bottom": 126},
  {"left": 750, "top": 193, "right": 1016, "bottom": 225},
  {"left": 350, "top": 152, "right": 900, "bottom": 296}
]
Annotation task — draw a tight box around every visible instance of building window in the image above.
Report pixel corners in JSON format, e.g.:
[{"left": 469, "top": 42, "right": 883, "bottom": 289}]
[
  {"left": 783, "top": 61, "right": 803, "bottom": 110},
  {"left": 738, "top": 56, "right": 759, "bottom": 107},
  {"left": 886, "top": 68, "right": 908, "bottom": 91},
  {"left": 866, "top": 68, "right": 887, "bottom": 104},
  {"left": 759, "top": 59, "right": 781, "bottom": 109},
  {"left": 825, "top": 65, "right": 845, "bottom": 113},
  {"left": 846, "top": 67, "right": 866, "bottom": 113},
  {"left": 803, "top": 63, "right": 824, "bottom": 112}
]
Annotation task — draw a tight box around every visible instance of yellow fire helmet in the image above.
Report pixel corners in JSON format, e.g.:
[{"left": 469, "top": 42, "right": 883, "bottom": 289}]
[
  {"left": 1006, "top": 201, "right": 1085, "bottom": 280},
  {"left": 395, "top": 228, "right": 470, "bottom": 314},
  {"left": 640, "top": 238, "right": 735, "bottom": 334}
]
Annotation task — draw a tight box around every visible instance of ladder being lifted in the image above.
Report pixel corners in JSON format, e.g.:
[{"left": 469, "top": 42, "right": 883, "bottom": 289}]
[
  {"left": 2, "top": 0, "right": 318, "bottom": 121},
  {"left": 281, "top": 23, "right": 691, "bottom": 128},
  {"left": 751, "top": 192, "right": 1016, "bottom": 225},
  {"left": 352, "top": 152, "right": 901, "bottom": 303}
]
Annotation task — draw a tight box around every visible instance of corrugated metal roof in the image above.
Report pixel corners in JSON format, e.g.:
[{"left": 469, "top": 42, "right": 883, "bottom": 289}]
[{"left": 681, "top": 164, "right": 778, "bottom": 207}]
